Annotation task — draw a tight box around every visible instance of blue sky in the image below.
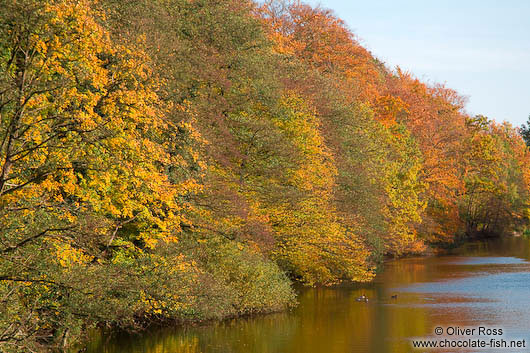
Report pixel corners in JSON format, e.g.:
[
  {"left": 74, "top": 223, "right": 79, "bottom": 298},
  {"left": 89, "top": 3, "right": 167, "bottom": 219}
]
[{"left": 304, "top": 0, "right": 530, "bottom": 126}]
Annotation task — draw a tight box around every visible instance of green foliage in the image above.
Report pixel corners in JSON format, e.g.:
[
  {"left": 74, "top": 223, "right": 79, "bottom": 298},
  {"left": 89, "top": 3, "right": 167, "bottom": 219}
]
[
  {"left": 189, "top": 235, "right": 296, "bottom": 316},
  {"left": 460, "top": 118, "right": 530, "bottom": 236},
  {"left": 519, "top": 114, "right": 530, "bottom": 147}
]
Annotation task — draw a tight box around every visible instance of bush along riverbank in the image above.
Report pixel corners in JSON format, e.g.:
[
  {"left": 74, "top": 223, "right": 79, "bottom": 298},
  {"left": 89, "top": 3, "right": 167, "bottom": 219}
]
[{"left": 1, "top": 0, "right": 530, "bottom": 351}]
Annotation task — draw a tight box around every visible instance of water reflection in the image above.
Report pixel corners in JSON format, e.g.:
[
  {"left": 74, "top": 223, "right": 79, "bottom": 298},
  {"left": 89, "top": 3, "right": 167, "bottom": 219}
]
[{"left": 87, "top": 237, "right": 530, "bottom": 353}]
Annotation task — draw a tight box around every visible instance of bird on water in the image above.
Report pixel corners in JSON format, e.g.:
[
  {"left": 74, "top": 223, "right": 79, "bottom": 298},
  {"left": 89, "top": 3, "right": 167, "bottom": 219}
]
[{"left": 356, "top": 294, "right": 368, "bottom": 302}]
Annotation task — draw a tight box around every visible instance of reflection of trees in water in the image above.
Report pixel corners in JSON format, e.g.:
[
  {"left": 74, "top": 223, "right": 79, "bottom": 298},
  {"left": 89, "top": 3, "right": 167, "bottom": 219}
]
[
  {"left": 87, "top": 238, "right": 530, "bottom": 353},
  {"left": 87, "top": 286, "right": 429, "bottom": 353},
  {"left": 456, "top": 237, "right": 530, "bottom": 260}
]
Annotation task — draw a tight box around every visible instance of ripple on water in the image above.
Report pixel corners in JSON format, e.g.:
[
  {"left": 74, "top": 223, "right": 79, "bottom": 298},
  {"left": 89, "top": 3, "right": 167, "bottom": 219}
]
[{"left": 443, "top": 256, "right": 528, "bottom": 265}]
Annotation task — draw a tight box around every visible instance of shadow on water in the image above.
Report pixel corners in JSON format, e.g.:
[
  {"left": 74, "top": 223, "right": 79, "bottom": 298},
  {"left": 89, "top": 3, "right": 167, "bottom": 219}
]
[{"left": 86, "top": 237, "right": 530, "bottom": 353}]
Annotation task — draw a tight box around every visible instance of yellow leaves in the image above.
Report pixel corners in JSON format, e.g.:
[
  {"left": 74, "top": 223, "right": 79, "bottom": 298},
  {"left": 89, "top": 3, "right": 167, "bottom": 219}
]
[
  {"left": 77, "top": 111, "right": 99, "bottom": 131},
  {"left": 382, "top": 144, "right": 425, "bottom": 253},
  {"left": 52, "top": 241, "right": 93, "bottom": 268},
  {"left": 274, "top": 93, "right": 337, "bottom": 194},
  {"left": 0, "top": 0, "right": 206, "bottom": 275},
  {"left": 142, "top": 235, "right": 159, "bottom": 250},
  {"left": 32, "top": 36, "right": 48, "bottom": 56},
  {"left": 244, "top": 93, "right": 375, "bottom": 284}
]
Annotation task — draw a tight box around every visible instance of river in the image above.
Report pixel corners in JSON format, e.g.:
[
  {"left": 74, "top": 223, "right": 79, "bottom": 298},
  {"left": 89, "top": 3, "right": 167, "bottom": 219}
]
[{"left": 86, "top": 236, "right": 530, "bottom": 352}]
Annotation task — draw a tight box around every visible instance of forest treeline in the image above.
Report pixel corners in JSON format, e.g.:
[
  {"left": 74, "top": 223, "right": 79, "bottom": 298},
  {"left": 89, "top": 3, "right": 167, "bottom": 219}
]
[{"left": 1, "top": 0, "right": 530, "bottom": 351}]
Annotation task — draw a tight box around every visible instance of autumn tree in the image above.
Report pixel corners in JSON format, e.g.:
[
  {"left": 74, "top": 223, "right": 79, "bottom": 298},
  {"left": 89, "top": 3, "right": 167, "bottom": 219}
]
[
  {"left": 0, "top": 0, "right": 205, "bottom": 350},
  {"left": 258, "top": 1, "right": 426, "bottom": 256},
  {"left": 384, "top": 70, "right": 469, "bottom": 242},
  {"left": 461, "top": 117, "right": 530, "bottom": 236}
]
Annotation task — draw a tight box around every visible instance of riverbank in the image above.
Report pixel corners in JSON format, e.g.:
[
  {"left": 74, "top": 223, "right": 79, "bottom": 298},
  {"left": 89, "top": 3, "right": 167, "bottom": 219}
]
[
  {"left": 82, "top": 235, "right": 514, "bottom": 352},
  {"left": 85, "top": 236, "right": 530, "bottom": 353}
]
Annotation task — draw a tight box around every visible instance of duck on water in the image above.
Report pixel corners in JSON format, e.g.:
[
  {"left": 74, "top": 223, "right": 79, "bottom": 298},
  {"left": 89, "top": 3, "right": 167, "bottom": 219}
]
[
  {"left": 356, "top": 294, "right": 368, "bottom": 302},
  {"left": 356, "top": 294, "right": 397, "bottom": 302}
]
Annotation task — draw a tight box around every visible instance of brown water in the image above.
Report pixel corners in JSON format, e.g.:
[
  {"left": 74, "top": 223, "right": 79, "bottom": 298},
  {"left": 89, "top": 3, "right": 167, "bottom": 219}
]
[{"left": 87, "top": 237, "right": 530, "bottom": 353}]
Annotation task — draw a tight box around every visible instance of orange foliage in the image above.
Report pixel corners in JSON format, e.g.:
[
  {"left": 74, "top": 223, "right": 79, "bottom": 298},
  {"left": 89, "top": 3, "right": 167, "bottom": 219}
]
[
  {"left": 260, "top": 1, "right": 384, "bottom": 103},
  {"left": 385, "top": 70, "right": 469, "bottom": 241}
]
